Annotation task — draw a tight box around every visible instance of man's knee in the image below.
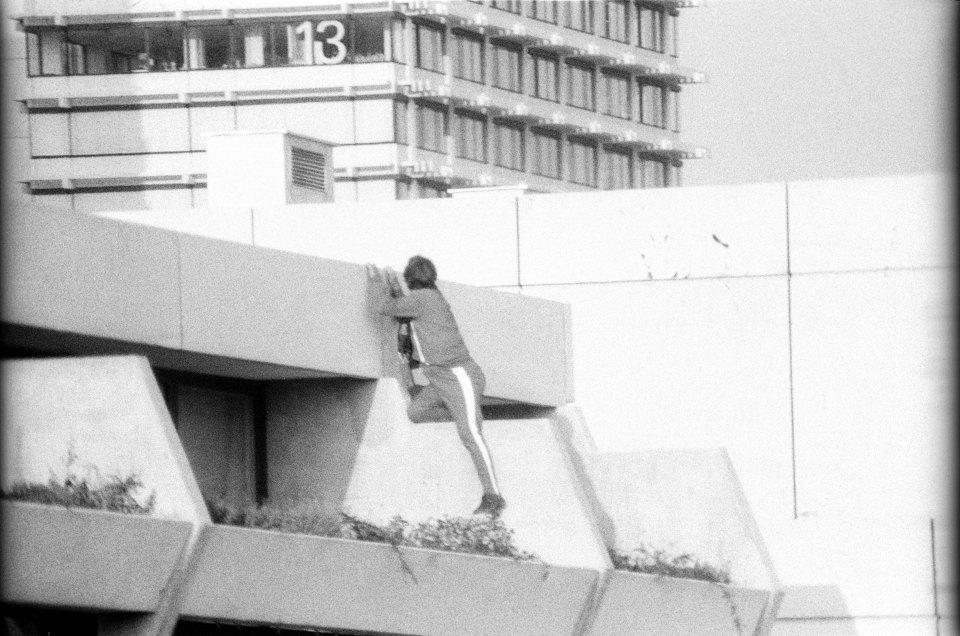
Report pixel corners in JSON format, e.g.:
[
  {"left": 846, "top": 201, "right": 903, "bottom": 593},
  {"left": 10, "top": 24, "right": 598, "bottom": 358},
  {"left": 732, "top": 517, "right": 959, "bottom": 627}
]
[
  {"left": 408, "top": 402, "right": 450, "bottom": 423},
  {"left": 407, "top": 401, "right": 429, "bottom": 423}
]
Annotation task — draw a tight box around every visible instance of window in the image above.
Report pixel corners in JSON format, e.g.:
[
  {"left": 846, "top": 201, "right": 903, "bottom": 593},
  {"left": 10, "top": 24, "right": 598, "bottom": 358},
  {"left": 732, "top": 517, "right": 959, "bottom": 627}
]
[
  {"left": 639, "top": 81, "right": 665, "bottom": 128},
  {"left": 604, "top": 0, "right": 629, "bottom": 43},
  {"left": 532, "top": 54, "right": 559, "bottom": 102},
  {"left": 348, "top": 15, "right": 389, "bottom": 63},
  {"left": 28, "top": 17, "right": 397, "bottom": 75},
  {"left": 567, "top": 62, "right": 595, "bottom": 111},
  {"left": 26, "top": 32, "right": 41, "bottom": 75},
  {"left": 417, "top": 103, "right": 448, "bottom": 153},
  {"left": 391, "top": 18, "right": 407, "bottom": 63},
  {"left": 603, "top": 71, "right": 631, "bottom": 119},
  {"left": 531, "top": 129, "right": 561, "bottom": 179},
  {"left": 455, "top": 111, "right": 487, "bottom": 162},
  {"left": 639, "top": 158, "right": 666, "bottom": 187},
  {"left": 491, "top": 1, "right": 523, "bottom": 14},
  {"left": 453, "top": 32, "right": 484, "bottom": 83},
  {"left": 568, "top": 139, "right": 597, "bottom": 187},
  {"left": 37, "top": 25, "right": 147, "bottom": 74},
  {"left": 531, "top": 1, "right": 558, "bottom": 23},
  {"left": 415, "top": 23, "right": 444, "bottom": 72},
  {"left": 639, "top": 4, "right": 665, "bottom": 53},
  {"left": 150, "top": 24, "right": 187, "bottom": 70},
  {"left": 566, "top": 1, "right": 595, "bottom": 33},
  {"left": 494, "top": 121, "right": 524, "bottom": 171},
  {"left": 67, "top": 42, "right": 85, "bottom": 75},
  {"left": 491, "top": 42, "right": 522, "bottom": 92},
  {"left": 36, "top": 29, "right": 66, "bottom": 75},
  {"left": 186, "top": 25, "right": 239, "bottom": 69},
  {"left": 605, "top": 148, "right": 633, "bottom": 190},
  {"left": 670, "top": 88, "right": 681, "bottom": 132},
  {"left": 394, "top": 100, "right": 409, "bottom": 144}
]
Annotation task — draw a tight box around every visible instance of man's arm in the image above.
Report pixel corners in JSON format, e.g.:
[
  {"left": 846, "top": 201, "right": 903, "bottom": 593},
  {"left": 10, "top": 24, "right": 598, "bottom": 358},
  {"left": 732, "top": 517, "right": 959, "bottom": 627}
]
[{"left": 367, "top": 264, "right": 420, "bottom": 318}]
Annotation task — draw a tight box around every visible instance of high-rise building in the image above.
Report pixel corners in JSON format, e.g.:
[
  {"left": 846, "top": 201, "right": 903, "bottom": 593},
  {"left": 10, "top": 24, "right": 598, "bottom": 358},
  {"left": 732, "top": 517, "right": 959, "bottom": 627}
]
[{"left": 5, "top": 0, "right": 705, "bottom": 210}]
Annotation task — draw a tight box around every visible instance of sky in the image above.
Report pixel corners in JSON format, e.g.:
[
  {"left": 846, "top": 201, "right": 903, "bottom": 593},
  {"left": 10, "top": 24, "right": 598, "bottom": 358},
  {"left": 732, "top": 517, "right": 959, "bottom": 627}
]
[{"left": 677, "top": 0, "right": 956, "bottom": 187}]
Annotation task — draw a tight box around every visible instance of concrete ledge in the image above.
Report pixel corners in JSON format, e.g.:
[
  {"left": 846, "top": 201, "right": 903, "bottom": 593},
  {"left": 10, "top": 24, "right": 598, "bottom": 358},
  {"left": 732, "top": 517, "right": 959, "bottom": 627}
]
[
  {"left": 787, "top": 172, "right": 952, "bottom": 274},
  {"left": 1, "top": 205, "right": 182, "bottom": 348},
  {"left": 589, "top": 571, "right": 773, "bottom": 636},
  {"left": 0, "top": 501, "right": 192, "bottom": 612},
  {"left": 4, "top": 204, "right": 572, "bottom": 404},
  {"left": 181, "top": 524, "right": 598, "bottom": 636},
  {"left": 252, "top": 199, "right": 520, "bottom": 288},
  {"left": 178, "top": 235, "right": 382, "bottom": 379},
  {"left": 95, "top": 207, "right": 254, "bottom": 244}
]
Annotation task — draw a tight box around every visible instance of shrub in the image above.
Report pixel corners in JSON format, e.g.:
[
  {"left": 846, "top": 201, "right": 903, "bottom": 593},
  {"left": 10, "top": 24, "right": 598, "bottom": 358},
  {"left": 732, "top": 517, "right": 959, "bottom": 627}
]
[
  {"left": 206, "top": 499, "right": 340, "bottom": 537},
  {"left": 609, "top": 545, "right": 731, "bottom": 584},
  {"left": 207, "top": 499, "right": 536, "bottom": 561},
  {"left": 406, "top": 515, "right": 537, "bottom": 560},
  {"left": 2, "top": 474, "right": 156, "bottom": 515}
]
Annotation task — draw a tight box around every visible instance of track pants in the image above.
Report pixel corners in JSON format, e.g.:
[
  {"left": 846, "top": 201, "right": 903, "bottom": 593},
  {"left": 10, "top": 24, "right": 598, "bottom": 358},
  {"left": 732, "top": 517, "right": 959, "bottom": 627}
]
[{"left": 407, "top": 359, "right": 501, "bottom": 497}]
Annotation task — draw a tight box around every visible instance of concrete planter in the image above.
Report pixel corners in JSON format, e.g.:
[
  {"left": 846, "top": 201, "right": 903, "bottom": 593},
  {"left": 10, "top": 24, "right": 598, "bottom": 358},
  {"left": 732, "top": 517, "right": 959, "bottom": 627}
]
[
  {"left": 588, "top": 570, "right": 775, "bottom": 636},
  {"left": 181, "top": 524, "right": 599, "bottom": 636},
  {"left": 0, "top": 501, "right": 192, "bottom": 612}
]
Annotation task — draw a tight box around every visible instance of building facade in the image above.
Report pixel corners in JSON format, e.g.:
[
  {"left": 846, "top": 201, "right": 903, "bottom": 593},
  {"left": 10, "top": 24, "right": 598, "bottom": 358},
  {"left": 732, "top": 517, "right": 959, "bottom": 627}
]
[{"left": 5, "top": 0, "right": 705, "bottom": 209}]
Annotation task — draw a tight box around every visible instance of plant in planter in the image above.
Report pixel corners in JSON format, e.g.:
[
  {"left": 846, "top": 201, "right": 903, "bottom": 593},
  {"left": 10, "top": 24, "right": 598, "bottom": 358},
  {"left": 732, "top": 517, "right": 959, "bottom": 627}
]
[
  {"left": 1, "top": 453, "right": 156, "bottom": 514},
  {"left": 608, "top": 544, "right": 731, "bottom": 584},
  {"left": 206, "top": 499, "right": 537, "bottom": 561}
]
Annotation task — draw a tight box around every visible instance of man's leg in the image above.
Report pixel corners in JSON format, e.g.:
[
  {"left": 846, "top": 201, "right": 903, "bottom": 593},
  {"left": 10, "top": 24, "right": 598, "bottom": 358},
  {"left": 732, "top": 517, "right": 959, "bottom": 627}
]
[
  {"left": 407, "top": 382, "right": 451, "bottom": 423},
  {"left": 425, "top": 366, "right": 501, "bottom": 498}
]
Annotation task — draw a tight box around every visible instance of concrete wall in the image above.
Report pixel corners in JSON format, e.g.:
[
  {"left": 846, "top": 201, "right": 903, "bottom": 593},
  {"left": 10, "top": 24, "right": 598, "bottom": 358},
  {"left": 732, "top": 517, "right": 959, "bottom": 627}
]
[
  {"left": 2, "top": 502, "right": 192, "bottom": 612},
  {"left": 181, "top": 525, "right": 599, "bottom": 636},
  {"left": 0, "top": 355, "right": 208, "bottom": 634},
  {"left": 516, "top": 173, "right": 952, "bottom": 633},
  {"left": 4, "top": 203, "right": 571, "bottom": 405},
  {"left": 121, "top": 172, "right": 950, "bottom": 631}
]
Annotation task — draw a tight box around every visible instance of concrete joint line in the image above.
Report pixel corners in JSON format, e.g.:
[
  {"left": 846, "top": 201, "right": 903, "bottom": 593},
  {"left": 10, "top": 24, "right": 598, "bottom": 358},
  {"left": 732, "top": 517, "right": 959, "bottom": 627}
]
[{"left": 98, "top": 521, "right": 212, "bottom": 636}]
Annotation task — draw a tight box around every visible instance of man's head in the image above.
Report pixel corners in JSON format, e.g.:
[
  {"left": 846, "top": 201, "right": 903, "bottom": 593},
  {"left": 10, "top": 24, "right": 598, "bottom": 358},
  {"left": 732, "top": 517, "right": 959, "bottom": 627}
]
[{"left": 403, "top": 255, "right": 437, "bottom": 290}]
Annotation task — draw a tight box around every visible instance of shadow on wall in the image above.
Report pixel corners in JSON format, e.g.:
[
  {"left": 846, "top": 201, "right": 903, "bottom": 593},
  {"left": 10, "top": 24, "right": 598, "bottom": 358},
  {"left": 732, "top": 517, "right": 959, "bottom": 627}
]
[{"left": 264, "top": 377, "right": 378, "bottom": 518}]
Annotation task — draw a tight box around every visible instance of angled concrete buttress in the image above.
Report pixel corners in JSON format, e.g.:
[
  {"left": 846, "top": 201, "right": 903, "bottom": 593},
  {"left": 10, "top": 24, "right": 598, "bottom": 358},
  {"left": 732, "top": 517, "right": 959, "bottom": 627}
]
[{"left": 0, "top": 356, "right": 211, "bottom": 636}]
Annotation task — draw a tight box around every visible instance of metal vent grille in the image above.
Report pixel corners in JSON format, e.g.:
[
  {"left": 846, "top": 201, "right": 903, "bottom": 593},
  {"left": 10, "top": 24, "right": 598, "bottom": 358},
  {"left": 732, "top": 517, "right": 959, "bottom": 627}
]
[{"left": 290, "top": 146, "right": 326, "bottom": 192}]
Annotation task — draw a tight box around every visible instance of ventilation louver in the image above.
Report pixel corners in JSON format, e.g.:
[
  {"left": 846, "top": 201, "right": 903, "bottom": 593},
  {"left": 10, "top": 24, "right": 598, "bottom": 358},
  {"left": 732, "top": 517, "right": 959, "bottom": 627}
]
[{"left": 290, "top": 146, "right": 326, "bottom": 192}]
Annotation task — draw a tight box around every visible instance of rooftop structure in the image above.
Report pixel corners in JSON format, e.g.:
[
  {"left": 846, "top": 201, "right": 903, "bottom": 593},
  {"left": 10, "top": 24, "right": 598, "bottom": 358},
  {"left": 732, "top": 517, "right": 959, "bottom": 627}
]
[
  {"left": 4, "top": 0, "right": 706, "bottom": 210},
  {"left": 1, "top": 171, "right": 950, "bottom": 636}
]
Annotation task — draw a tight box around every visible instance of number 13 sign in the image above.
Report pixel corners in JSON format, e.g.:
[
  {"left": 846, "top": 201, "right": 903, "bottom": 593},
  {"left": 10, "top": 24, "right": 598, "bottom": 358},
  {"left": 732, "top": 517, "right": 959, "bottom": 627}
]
[{"left": 295, "top": 20, "right": 347, "bottom": 65}]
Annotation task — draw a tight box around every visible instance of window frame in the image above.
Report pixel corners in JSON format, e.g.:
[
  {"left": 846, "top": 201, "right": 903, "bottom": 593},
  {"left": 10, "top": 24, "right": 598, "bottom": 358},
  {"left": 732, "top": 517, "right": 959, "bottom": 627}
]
[
  {"left": 416, "top": 102, "right": 449, "bottom": 154},
  {"left": 565, "top": 1, "right": 595, "bottom": 34},
  {"left": 566, "top": 61, "right": 596, "bottom": 111},
  {"left": 603, "top": 0, "right": 630, "bottom": 44},
  {"left": 638, "top": 3, "right": 666, "bottom": 53},
  {"left": 639, "top": 80, "right": 666, "bottom": 128},
  {"left": 452, "top": 30, "right": 484, "bottom": 84},
  {"left": 491, "top": 40, "right": 523, "bottom": 93},
  {"left": 415, "top": 22, "right": 445, "bottom": 73},
  {"left": 604, "top": 147, "right": 634, "bottom": 190},
  {"left": 493, "top": 120, "right": 525, "bottom": 171},
  {"left": 532, "top": 53, "right": 560, "bottom": 103},
  {"left": 568, "top": 137, "right": 598, "bottom": 187},
  {"left": 530, "top": 127, "right": 562, "bottom": 179},
  {"left": 454, "top": 109, "right": 488, "bottom": 163},
  {"left": 602, "top": 70, "right": 632, "bottom": 120}
]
